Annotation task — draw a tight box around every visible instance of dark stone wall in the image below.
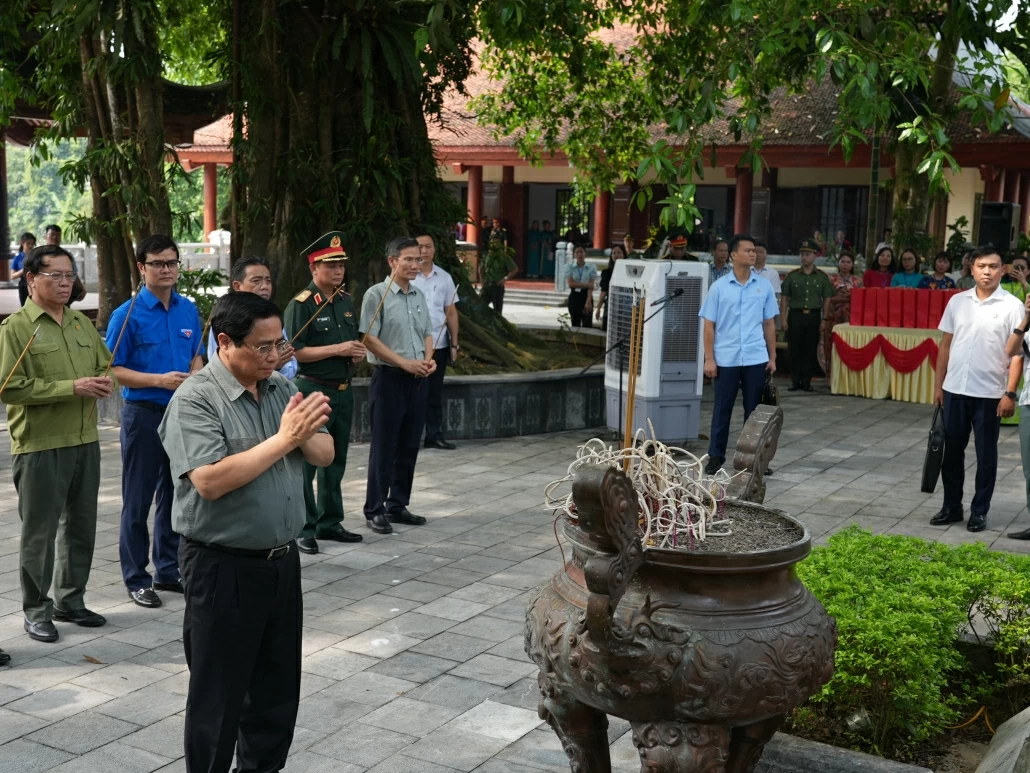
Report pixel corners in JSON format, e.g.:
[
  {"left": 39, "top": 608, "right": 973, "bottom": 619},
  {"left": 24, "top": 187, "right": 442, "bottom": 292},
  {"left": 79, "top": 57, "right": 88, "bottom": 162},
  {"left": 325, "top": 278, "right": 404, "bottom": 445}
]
[{"left": 97, "top": 365, "right": 607, "bottom": 442}]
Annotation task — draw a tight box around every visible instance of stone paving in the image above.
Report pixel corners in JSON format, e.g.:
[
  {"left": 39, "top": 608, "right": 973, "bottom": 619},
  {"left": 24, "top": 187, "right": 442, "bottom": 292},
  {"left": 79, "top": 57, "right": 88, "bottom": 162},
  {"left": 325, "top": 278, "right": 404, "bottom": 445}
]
[{"left": 0, "top": 383, "right": 1028, "bottom": 773}]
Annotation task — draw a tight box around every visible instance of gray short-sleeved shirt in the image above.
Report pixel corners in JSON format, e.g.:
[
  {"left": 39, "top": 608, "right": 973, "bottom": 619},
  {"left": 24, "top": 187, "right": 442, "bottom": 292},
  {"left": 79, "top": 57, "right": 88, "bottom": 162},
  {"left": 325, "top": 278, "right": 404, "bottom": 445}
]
[
  {"left": 359, "top": 278, "right": 432, "bottom": 365},
  {"left": 158, "top": 354, "right": 326, "bottom": 549}
]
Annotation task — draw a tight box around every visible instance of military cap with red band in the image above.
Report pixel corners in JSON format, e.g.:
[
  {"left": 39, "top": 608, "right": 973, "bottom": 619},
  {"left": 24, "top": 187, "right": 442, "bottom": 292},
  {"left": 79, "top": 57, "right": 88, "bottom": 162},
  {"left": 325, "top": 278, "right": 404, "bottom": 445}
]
[
  {"left": 303, "top": 231, "right": 349, "bottom": 264},
  {"left": 668, "top": 235, "right": 689, "bottom": 247}
]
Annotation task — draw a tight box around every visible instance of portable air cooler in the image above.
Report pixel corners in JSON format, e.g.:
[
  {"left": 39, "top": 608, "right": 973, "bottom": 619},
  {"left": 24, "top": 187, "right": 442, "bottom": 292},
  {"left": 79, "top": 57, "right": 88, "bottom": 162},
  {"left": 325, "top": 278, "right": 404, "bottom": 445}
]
[{"left": 605, "top": 259, "right": 709, "bottom": 442}]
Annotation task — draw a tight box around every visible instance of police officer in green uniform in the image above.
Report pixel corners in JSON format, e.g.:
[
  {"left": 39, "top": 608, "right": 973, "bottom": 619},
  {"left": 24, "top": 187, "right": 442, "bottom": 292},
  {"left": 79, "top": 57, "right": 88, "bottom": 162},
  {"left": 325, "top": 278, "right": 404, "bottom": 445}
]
[
  {"left": 284, "top": 232, "right": 366, "bottom": 553},
  {"left": 780, "top": 238, "right": 833, "bottom": 392}
]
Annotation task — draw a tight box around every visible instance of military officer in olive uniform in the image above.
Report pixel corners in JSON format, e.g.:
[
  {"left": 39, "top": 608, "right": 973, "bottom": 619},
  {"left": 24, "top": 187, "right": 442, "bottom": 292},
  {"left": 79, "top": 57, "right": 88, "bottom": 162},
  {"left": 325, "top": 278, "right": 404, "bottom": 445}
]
[
  {"left": 780, "top": 238, "right": 833, "bottom": 392},
  {"left": 284, "top": 232, "right": 366, "bottom": 553}
]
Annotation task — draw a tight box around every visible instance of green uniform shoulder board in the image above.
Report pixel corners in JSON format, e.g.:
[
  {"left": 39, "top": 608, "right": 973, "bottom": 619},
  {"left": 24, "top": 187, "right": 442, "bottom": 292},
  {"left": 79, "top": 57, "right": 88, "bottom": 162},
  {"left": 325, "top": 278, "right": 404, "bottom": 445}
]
[{"left": 294, "top": 290, "right": 312, "bottom": 302}]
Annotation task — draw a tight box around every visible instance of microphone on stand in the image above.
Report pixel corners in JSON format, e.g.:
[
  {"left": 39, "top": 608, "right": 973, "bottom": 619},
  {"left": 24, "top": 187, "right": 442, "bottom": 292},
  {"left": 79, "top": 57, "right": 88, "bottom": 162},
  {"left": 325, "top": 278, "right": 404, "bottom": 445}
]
[{"left": 650, "top": 288, "right": 684, "bottom": 307}]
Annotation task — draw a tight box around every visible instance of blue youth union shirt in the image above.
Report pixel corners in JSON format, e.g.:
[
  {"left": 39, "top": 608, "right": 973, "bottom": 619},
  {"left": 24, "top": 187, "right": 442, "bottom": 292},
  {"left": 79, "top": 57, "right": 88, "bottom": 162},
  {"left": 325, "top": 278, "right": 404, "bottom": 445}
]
[
  {"left": 106, "top": 286, "right": 203, "bottom": 405},
  {"left": 698, "top": 270, "right": 778, "bottom": 368}
]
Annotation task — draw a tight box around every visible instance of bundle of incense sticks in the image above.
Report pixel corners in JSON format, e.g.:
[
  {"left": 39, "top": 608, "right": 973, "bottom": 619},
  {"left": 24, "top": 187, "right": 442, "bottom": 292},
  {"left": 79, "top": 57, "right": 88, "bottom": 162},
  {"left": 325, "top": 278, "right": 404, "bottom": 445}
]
[{"left": 622, "top": 288, "right": 646, "bottom": 469}]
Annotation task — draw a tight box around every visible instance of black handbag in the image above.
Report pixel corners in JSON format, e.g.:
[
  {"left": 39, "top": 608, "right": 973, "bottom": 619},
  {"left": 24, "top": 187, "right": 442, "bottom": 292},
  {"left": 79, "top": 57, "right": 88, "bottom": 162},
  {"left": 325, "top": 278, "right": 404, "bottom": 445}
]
[
  {"left": 761, "top": 373, "right": 779, "bottom": 406},
  {"left": 920, "top": 405, "right": 946, "bottom": 494}
]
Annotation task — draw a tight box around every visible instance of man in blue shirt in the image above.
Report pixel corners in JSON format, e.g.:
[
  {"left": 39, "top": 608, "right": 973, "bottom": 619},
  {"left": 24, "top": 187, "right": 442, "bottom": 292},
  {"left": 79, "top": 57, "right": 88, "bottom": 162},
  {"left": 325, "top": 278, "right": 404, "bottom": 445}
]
[
  {"left": 107, "top": 234, "right": 203, "bottom": 608},
  {"left": 699, "top": 234, "right": 778, "bottom": 475}
]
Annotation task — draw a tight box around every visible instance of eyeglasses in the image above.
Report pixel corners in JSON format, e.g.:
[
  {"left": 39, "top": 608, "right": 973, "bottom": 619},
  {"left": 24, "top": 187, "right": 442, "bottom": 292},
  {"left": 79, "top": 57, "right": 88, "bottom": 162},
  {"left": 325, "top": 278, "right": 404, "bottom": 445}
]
[
  {"left": 144, "top": 260, "right": 180, "bottom": 270},
  {"left": 244, "top": 339, "right": 290, "bottom": 357},
  {"left": 35, "top": 271, "right": 77, "bottom": 282}
]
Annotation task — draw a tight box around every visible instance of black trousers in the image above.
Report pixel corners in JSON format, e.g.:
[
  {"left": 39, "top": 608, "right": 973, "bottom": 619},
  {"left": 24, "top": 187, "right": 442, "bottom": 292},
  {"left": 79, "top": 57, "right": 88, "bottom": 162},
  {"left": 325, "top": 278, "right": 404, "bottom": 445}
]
[
  {"left": 180, "top": 539, "right": 302, "bottom": 773},
  {"left": 364, "top": 366, "right": 428, "bottom": 517},
  {"left": 484, "top": 284, "right": 506, "bottom": 315},
  {"left": 424, "top": 348, "right": 450, "bottom": 443},
  {"left": 941, "top": 391, "right": 1002, "bottom": 518},
  {"left": 787, "top": 309, "right": 821, "bottom": 387},
  {"left": 708, "top": 364, "right": 766, "bottom": 460},
  {"left": 567, "top": 289, "right": 592, "bottom": 328}
]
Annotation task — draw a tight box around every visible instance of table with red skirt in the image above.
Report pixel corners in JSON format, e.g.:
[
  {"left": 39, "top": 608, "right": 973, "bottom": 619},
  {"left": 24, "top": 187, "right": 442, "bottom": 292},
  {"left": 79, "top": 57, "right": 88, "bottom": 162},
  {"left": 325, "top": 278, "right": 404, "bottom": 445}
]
[{"left": 830, "top": 287, "right": 958, "bottom": 406}]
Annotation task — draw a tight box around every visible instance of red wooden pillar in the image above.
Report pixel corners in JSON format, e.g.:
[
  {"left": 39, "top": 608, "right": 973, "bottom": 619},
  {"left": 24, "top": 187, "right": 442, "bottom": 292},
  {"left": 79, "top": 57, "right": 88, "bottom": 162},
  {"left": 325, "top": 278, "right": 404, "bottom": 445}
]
[
  {"left": 203, "top": 163, "right": 218, "bottom": 240},
  {"left": 593, "top": 190, "right": 611, "bottom": 249},
  {"left": 0, "top": 130, "right": 9, "bottom": 281},
  {"left": 983, "top": 166, "right": 1004, "bottom": 202},
  {"left": 733, "top": 167, "right": 753, "bottom": 235},
  {"left": 1019, "top": 172, "right": 1030, "bottom": 234},
  {"left": 466, "top": 165, "right": 483, "bottom": 246},
  {"left": 1004, "top": 169, "right": 1020, "bottom": 204}
]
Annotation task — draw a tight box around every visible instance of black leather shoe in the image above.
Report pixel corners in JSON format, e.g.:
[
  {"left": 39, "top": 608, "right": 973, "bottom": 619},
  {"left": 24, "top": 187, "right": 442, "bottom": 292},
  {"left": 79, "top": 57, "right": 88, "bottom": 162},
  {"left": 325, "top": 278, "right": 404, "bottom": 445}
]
[
  {"left": 787, "top": 385, "right": 802, "bottom": 392},
  {"left": 704, "top": 457, "right": 724, "bottom": 475},
  {"left": 387, "top": 508, "right": 427, "bottom": 526},
  {"left": 316, "top": 527, "right": 363, "bottom": 543},
  {"left": 128, "top": 588, "right": 162, "bottom": 608},
  {"left": 764, "top": 468, "right": 774, "bottom": 476},
  {"left": 153, "top": 580, "right": 184, "bottom": 594},
  {"left": 929, "top": 508, "right": 964, "bottom": 526},
  {"left": 53, "top": 608, "right": 106, "bottom": 627},
  {"left": 366, "top": 515, "right": 394, "bottom": 534},
  {"left": 424, "top": 438, "right": 457, "bottom": 450},
  {"left": 24, "top": 620, "right": 58, "bottom": 642},
  {"left": 0, "top": 648, "right": 10, "bottom": 666},
  {"left": 297, "top": 537, "right": 319, "bottom": 554},
  {"left": 1008, "top": 528, "right": 1030, "bottom": 540},
  {"left": 967, "top": 513, "right": 987, "bottom": 532}
]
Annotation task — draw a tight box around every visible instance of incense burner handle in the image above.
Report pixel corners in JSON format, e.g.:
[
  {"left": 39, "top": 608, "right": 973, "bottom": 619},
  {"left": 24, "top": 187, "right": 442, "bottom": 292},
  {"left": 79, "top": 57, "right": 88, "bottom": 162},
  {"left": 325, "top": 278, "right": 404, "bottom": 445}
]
[{"left": 571, "top": 465, "right": 646, "bottom": 648}]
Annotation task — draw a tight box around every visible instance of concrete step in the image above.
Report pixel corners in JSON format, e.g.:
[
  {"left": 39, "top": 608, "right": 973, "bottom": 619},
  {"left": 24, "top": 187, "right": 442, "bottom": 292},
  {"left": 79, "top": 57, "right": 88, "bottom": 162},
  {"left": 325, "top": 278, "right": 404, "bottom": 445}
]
[{"left": 503, "top": 288, "right": 571, "bottom": 307}]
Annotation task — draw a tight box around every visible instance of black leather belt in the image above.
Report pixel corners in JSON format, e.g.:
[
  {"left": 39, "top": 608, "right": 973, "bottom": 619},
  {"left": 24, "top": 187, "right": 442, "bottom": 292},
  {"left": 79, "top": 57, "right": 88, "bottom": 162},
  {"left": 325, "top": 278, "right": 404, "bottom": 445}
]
[
  {"left": 128, "top": 400, "right": 167, "bottom": 414},
  {"left": 186, "top": 538, "right": 292, "bottom": 560},
  {"left": 298, "top": 375, "right": 350, "bottom": 391}
]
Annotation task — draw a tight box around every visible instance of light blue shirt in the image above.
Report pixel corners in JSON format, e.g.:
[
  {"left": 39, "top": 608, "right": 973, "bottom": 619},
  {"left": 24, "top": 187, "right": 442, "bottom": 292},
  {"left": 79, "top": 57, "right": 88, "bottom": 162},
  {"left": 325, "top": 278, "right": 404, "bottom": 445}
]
[
  {"left": 208, "top": 326, "right": 297, "bottom": 379},
  {"left": 699, "top": 270, "right": 778, "bottom": 368},
  {"left": 106, "top": 287, "right": 203, "bottom": 405}
]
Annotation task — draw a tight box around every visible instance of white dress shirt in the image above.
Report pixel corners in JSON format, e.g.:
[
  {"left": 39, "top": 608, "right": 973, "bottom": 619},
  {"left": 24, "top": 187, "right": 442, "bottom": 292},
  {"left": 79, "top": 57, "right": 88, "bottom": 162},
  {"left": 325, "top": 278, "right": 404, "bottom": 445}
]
[
  {"left": 412, "top": 263, "right": 459, "bottom": 350},
  {"left": 939, "top": 286, "right": 1024, "bottom": 399},
  {"left": 756, "top": 266, "right": 782, "bottom": 297}
]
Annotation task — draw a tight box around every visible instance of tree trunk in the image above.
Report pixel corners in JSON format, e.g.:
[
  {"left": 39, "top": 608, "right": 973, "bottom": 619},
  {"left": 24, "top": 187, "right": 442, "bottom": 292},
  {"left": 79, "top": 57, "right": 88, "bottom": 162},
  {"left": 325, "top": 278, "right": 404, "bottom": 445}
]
[{"left": 890, "top": 24, "right": 960, "bottom": 253}]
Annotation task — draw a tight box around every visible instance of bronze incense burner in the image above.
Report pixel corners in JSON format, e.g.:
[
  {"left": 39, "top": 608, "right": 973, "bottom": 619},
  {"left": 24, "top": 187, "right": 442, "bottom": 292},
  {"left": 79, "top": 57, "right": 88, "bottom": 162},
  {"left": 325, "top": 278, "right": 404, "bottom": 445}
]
[{"left": 525, "top": 409, "right": 837, "bottom": 772}]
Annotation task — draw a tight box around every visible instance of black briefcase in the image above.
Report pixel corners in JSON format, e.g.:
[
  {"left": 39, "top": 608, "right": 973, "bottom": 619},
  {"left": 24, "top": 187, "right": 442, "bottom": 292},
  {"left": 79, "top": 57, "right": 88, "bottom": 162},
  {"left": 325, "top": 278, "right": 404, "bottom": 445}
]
[
  {"left": 920, "top": 405, "right": 946, "bottom": 494},
  {"left": 761, "top": 373, "right": 779, "bottom": 407}
]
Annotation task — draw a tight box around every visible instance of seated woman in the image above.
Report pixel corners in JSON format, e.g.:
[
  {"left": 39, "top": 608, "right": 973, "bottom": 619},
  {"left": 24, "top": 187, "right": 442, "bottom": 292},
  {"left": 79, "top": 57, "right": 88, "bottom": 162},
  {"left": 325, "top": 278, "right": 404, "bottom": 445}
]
[
  {"left": 889, "top": 248, "right": 923, "bottom": 288},
  {"left": 862, "top": 246, "right": 894, "bottom": 288},
  {"left": 955, "top": 250, "right": 975, "bottom": 290},
  {"left": 918, "top": 252, "right": 957, "bottom": 289}
]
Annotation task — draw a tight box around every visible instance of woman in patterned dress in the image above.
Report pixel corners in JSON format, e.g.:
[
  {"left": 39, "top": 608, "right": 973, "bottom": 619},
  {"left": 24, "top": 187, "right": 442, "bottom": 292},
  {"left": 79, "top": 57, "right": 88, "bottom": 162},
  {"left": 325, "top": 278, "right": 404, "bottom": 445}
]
[
  {"left": 819, "top": 251, "right": 863, "bottom": 385},
  {"left": 918, "top": 253, "right": 957, "bottom": 289}
]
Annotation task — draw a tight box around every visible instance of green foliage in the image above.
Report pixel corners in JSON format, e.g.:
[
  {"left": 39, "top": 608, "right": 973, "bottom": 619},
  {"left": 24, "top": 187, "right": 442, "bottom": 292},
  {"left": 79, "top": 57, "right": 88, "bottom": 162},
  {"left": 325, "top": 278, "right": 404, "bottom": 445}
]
[
  {"left": 175, "top": 267, "right": 224, "bottom": 323},
  {"left": 5, "top": 142, "right": 92, "bottom": 238},
  {"left": 796, "top": 529, "right": 973, "bottom": 754},
  {"left": 794, "top": 528, "right": 1030, "bottom": 759},
  {"left": 165, "top": 166, "right": 232, "bottom": 243},
  {"left": 473, "top": 1, "right": 1030, "bottom": 230},
  {"left": 946, "top": 216, "right": 971, "bottom": 260}
]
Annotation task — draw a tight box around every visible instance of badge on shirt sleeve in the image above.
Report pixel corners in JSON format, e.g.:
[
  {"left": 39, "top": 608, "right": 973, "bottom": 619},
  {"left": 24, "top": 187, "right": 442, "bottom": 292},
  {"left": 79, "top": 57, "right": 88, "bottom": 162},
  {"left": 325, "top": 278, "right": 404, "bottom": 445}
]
[{"left": 181, "top": 329, "right": 193, "bottom": 339}]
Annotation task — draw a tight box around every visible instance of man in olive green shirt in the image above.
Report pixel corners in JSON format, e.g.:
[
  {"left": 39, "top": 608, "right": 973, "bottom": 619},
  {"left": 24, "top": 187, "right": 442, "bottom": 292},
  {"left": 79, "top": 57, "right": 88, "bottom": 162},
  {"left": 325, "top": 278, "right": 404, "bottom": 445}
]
[
  {"left": 780, "top": 238, "right": 834, "bottom": 392},
  {"left": 0, "top": 245, "right": 114, "bottom": 646},
  {"left": 283, "top": 231, "right": 367, "bottom": 553},
  {"left": 361, "top": 236, "right": 435, "bottom": 534},
  {"left": 158, "top": 291, "right": 333, "bottom": 772}
]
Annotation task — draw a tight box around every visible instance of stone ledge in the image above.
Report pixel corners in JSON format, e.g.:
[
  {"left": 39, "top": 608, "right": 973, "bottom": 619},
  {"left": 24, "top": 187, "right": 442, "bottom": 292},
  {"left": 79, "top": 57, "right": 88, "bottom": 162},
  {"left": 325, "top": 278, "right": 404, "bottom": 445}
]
[
  {"left": 757, "top": 733, "right": 932, "bottom": 773},
  {"left": 98, "top": 364, "right": 607, "bottom": 442}
]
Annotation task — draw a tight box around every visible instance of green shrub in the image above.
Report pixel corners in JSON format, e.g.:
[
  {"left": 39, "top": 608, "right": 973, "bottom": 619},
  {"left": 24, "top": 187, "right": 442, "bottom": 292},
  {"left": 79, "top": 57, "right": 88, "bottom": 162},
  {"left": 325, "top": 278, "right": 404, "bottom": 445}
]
[
  {"left": 796, "top": 528, "right": 979, "bottom": 755},
  {"left": 176, "top": 267, "right": 225, "bottom": 325}
]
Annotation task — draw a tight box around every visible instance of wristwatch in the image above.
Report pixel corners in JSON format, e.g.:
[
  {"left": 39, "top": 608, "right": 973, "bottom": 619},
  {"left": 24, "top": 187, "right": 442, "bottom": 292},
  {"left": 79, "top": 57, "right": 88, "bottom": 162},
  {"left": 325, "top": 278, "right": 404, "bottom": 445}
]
[{"left": 1006, "top": 391, "right": 1018, "bottom": 400}]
